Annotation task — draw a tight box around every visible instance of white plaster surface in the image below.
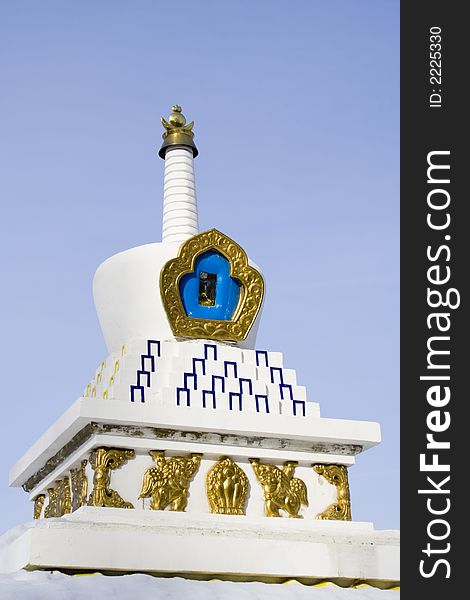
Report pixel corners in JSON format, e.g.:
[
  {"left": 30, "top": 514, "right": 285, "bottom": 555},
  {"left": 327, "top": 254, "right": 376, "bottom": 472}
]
[
  {"left": 93, "top": 242, "right": 180, "bottom": 353},
  {"left": 162, "top": 146, "right": 199, "bottom": 243},
  {"left": 0, "top": 508, "right": 400, "bottom": 584}
]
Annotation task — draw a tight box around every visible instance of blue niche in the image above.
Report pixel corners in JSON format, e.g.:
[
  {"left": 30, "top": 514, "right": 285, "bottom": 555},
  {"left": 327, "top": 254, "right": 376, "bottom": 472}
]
[{"left": 179, "top": 250, "right": 241, "bottom": 320}]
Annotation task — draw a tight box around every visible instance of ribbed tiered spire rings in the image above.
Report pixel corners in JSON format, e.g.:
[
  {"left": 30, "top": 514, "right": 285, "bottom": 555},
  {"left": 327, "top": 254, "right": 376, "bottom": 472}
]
[{"left": 160, "top": 105, "right": 199, "bottom": 244}]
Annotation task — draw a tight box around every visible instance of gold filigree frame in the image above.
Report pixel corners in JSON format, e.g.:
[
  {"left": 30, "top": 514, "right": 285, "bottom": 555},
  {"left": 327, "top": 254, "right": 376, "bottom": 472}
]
[
  {"left": 87, "top": 447, "right": 135, "bottom": 509},
  {"left": 160, "top": 229, "right": 264, "bottom": 342},
  {"left": 313, "top": 464, "right": 351, "bottom": 521}
]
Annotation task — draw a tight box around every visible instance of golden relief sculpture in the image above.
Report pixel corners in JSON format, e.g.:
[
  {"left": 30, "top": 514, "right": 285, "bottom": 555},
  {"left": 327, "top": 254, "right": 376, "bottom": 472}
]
[
  {"left": 33, "top": 494, "right": 45, "bottom": 519},
  {"left": 71, "top": 460, "right": 88, "bottom": 512},
  {"left": 139, "top": 450, "right": 202, "bottom": 511},
  {"left": 44, "top": 478, "right": 71, "bottom": 518},
  {"left": 159, "top": 104, "right": 198, "bottom": 158},
  {"left": 313, "top": 464, "right": 351, "bottom": 521},
  {"left": 160, "top": 228, "right": 264, "bottom": 342},
  {"left": 88, "top": 447, "right": 135, "bottom": 509},
  {"left": 250, "top": 459, "right": 308, "bottom": 518},
  {"left": 44, "top": 486, "right": 59, "bottom": 518},
  {"left": 206, "top": 457, "right": 249, "bottom": 515}
]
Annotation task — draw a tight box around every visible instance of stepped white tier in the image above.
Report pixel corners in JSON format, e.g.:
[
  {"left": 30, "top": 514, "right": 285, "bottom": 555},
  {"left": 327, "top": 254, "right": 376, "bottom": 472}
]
[
  {"left": 1, "top": 338, "right": 399, "bottom": 583},
  {"left": 82, "top": 339, "right": 315, "bottom": 415},
  {"left": 10, "top": 339, "right": 380, "bottom": 497}
]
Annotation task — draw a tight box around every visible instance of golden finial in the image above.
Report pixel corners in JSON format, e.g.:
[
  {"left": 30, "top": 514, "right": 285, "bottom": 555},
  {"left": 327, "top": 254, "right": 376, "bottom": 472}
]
[{"left": 159, "top": 104, "right": 198, "bottom": 159}]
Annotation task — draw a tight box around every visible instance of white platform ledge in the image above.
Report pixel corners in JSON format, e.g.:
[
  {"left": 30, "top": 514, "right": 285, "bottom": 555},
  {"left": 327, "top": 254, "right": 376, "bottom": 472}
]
[
  {"left": 0, "top": 508, "right": 399, "bottom": 584},
  {"left": 10, "top": 397, "right": 381, "bottom": 488}
]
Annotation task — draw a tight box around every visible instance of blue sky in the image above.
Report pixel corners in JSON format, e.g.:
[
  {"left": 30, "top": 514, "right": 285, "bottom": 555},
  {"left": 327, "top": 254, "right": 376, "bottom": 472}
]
[{"left": 0, "top": 1, "right": 399, "bottom": 533}]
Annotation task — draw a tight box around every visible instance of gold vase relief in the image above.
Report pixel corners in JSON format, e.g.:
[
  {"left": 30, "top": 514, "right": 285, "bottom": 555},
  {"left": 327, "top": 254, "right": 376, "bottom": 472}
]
[{"left": 206, "top": 457, "right": 249, "bottom": 515}]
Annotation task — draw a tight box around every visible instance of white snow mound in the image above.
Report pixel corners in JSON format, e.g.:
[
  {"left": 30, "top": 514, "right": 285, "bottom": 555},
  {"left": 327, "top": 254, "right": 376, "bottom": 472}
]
[{"left": 0, "top": 571, "right": 399, "bottom": 600}]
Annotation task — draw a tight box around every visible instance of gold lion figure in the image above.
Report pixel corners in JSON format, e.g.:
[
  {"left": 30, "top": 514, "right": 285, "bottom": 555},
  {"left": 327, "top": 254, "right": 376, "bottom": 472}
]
[
  {"left": 139, "top": 450, "right": 201, "bottom": 512},
  {"left": 250, "top": 459, "right": 308, "bottom": 518}
]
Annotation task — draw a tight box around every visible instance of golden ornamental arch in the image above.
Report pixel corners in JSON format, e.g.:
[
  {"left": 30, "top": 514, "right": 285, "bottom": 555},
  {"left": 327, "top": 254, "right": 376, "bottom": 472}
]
[{"left": 160, "top": 228, "right": 264, "bottom": 342}]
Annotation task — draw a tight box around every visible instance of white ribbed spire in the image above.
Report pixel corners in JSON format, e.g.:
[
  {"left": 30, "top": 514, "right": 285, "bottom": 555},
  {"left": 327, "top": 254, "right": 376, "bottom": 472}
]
[
  {"left": 162, "top": 146, "right": 199, "bottom": 243},
  {"left": 159, "top": 105, "right": 199, "bottom": 244}
]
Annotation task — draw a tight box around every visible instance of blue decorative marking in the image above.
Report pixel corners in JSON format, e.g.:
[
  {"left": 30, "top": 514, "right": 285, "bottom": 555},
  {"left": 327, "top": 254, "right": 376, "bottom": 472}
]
[
  {"left": 255, "top": 350, "right": 268, "bottom": 367},
  {"left": 192, "top": 357, "right": 206, "bottom": 376},
  {"left": 179, "top": 250, "right": 241, "bottom": 320},
  {"left": 255, "top": 394, "right": 269, "bottom": 413},
  {"left": 270, "top": 367, "right": 284, "bottom": 384},
  {"left": 293, "top": 400, "right": 306, "bottom": 417},
  {"left": 137, "top": 370, "right": 151, "bottom": 387},
  {"left": 239, "top": 378, "right": 253, "bottom": 395},
  {"left": 129, "top": 339, "right": 161, "bottom": 403},
  {"left": 202, "top": 390, "right": 217, "bottom": 409},
  {"left": 229, "top": 392, "right": 242, "bottom": 411},
  {"left": 212, "top": 375, "right": 225, "bottom": 393},
  {"left": 280, "top": 384, "right": 293, "bottom": 400},
  {"left": 148, "top": 340, "right": 161, "bottom": 357},
  {"left": 184, "top": 372, "right": 197, "bottom": 390},
  {"left": 177, "top": 388, "right": 190, "bottom": 407},
  {"left": 130, "top": 385, "right": 145, "bottom": 403},
  {"left": 141, "top": 355, "right": 155, "bottom": 372},
  {"left": 204, "top": 344, "right": 218, "bottom": 361},
  {"left": 224, "top": 361, "right": 238, "bottom": 378}
]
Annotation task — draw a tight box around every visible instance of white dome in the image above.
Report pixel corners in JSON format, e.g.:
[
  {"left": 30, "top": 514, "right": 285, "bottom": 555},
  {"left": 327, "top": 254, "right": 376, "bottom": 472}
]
[{"left": 93, "top": 241, "right": 264, "bottom": 354}]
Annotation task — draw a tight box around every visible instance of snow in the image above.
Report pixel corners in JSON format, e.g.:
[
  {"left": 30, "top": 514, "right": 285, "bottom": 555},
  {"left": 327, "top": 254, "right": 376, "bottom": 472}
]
[{"left": 0, "top": 571, "right": 399, "bottom": 600}]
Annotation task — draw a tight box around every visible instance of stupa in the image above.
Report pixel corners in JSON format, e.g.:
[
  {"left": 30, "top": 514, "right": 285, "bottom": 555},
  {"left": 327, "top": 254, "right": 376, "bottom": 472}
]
[{"left": 0, "top": 106, "right": 399, "bottom": 586}]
